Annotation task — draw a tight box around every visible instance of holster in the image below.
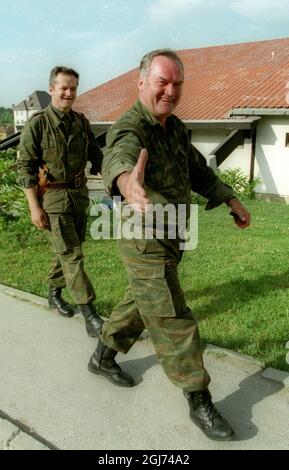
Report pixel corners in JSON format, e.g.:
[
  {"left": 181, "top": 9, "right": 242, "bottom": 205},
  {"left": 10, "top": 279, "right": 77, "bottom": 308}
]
[
  {"left": 37, "top": 165, "right": 86, "bottom": 196},
  {"left": 37, "top": 164, "right": 49, "bottom": 198}
]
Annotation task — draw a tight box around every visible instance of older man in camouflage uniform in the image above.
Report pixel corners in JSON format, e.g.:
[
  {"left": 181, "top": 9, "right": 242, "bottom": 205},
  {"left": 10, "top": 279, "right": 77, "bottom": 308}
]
[
  {"left": 18, "top": 66, "right": 103, "bottom": 338},
  {"left": 88, "top": 50, "right": 250, "bottom": 440}
]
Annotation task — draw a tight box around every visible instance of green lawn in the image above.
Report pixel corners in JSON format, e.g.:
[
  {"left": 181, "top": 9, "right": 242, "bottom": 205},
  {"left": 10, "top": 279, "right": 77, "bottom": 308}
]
[{"left": 1, "top": 199, "right": 289, "bottom": 371}]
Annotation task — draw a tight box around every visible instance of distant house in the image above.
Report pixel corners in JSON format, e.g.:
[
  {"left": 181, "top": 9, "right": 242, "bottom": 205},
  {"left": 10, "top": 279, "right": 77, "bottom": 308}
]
[
  {"left": 0, "top": 126, "right": 14, "bottom": 141},
  {"left": 75, "top": 37, "right": 289, "bottom": 202},
  {"left": 12, "top": 91, "right": 51, "bottom": 132}
]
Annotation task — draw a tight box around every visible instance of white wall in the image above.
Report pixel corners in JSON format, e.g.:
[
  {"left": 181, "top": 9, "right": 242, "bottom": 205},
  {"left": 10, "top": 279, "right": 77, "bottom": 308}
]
[
  {"left": 190, "top": 117, "right": 289, "bottom": 198},
  {"left": 14, "top": 110, "right": 28, "bottom": 127},
  {"left": 14, "top": 109, "right": 40, "bottom": 129},
  {"left": 254, "top": 116, "right": 289, "bottom": 197},
  {"left": 191, "top": 128, "right": 251, "bottom": 175}
]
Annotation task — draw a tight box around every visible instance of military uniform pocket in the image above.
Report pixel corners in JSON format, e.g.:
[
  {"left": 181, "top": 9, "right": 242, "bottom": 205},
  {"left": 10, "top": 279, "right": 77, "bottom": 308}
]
[
  {"left": 126, "top": 263, "right": 176, "bottom": 318},
  {"left": 43, "top": 189, "right": 66, "bottom": 213},
  {"left": 48, "top": 214, "right": 80, "bottom": 254},
  {"left": 41, "top": 138, "right": 57, "bottom": 163}
]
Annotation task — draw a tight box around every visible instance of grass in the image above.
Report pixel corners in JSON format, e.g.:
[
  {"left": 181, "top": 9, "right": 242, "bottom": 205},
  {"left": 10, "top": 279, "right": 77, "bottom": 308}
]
[{"left": 1, "top": 199, "right": 289, "bottom": 371}]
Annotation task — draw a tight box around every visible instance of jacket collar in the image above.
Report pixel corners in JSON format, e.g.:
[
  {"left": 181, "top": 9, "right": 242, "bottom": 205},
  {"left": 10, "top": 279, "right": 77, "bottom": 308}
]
[
  {"left": 46, "top": 104, "right": 82, "bottom": 133},
  {"left": 134, "top": 99, "right": 174, "bottom": 129}
]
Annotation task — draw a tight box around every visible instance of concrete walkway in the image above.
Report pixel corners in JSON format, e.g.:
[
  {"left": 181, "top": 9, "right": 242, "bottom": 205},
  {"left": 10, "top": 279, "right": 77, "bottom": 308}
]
[{"left": 0, "top": 284, "right": 288, "bottom": 450}]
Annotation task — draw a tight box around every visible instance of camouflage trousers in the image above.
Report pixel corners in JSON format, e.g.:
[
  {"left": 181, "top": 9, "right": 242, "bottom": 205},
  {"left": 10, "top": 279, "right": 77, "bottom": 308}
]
[
  {"left": 101, "top": 237, "right": 210, "bottom": 392},
  {"left": 47, "top": 210, "right": 95, "bottom": 305}
]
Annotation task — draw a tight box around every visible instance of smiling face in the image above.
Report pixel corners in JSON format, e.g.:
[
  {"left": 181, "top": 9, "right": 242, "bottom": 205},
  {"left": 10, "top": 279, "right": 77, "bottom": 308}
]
[
  {"left": 49, "top": 72, "right": 78, "bottom": 112},
  {"left": 138, "top": 55, "right": 184, "bottom": 125}
]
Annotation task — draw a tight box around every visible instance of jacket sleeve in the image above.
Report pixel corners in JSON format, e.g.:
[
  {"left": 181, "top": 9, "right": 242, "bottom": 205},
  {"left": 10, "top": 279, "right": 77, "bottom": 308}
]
[
  {"left": 17, "top": 118, "right": 42, "bottom": 188},
  {"left": 85, "top": 119, "right": 103, "bottom": 175},
  {"left": 102, "top": 122, "right": 143, "bottom": 196},
  {"left": 184, "top": 131, "right": 235, "bottom": 209}
]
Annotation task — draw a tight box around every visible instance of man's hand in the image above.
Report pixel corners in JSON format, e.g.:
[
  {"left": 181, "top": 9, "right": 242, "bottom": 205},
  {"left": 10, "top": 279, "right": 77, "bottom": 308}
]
[
  {"left": 117, "top": 148, "right": 149, "bottom": 212},
  {"left": 30, "top": 205, "right": 50, "bottom": 230},
  {"left": 23, "top": 187, "right": 50, "bottom": 230},
  {"left": 227, "top": 198, "right": 251, "bottom": 228}
]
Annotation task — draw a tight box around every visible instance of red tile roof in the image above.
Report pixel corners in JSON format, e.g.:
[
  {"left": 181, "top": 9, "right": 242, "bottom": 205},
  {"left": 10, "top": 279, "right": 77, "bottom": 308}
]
[{"left": 75, "top": 37, "right": 289, "bottom": 121}]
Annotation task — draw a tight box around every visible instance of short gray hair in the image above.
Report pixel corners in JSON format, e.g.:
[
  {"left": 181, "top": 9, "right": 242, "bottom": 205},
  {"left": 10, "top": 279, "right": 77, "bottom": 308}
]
[
  {"left": 139, "top": 49, "right": 184, "bottom": 78},
  {"left": 49, "top": 66, "right": 79, "bottom": 86}
]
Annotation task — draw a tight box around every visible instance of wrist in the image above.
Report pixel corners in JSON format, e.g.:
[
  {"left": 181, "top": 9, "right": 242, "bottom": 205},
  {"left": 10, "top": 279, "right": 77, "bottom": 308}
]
[
  {"left": 226, "top": 196, "right": 238, "bottom": 207},
  {"left": 28, "top": 197, "right": 42, "bottom": 210},
  {"left": 117, "top": 172, "right": 130, "bottom": 199}
]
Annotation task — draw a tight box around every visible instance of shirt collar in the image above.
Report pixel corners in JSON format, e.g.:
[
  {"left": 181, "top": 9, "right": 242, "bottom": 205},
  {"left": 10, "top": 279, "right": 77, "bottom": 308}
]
[
  {"left": 47, "top": 104, "right": 74, "bottom": 127},
  {"left": 51, "top": 104, "right": 73, "bottom": 121}
]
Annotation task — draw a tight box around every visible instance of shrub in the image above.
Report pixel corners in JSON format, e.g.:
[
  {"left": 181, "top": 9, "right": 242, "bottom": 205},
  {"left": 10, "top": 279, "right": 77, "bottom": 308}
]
[
  {"left": 192, "top": 167, "right": 260, "bottom": 204},
  {"left": 216, "top": 167, "right": 260, "bottom": 200},
  {"left": 0, "top": 149, "right": 47, "bottom": 244},
  {"left": 0, "top": 148, "right": 27, "bottom": 219}
]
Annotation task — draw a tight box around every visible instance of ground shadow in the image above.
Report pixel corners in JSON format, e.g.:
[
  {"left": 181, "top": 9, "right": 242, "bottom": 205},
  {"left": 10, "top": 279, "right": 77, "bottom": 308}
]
[
  {"left": 120, "top": 354, "right": 159, "bottom": 385},
  {"left": 215, "top": 371, "right": 284, "bottom": 441}
]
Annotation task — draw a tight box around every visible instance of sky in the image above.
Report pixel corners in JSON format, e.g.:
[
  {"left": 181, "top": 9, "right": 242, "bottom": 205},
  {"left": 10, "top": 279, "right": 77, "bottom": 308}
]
[{"left": 1, "top": 0, "right": 289, "bottom": 107}]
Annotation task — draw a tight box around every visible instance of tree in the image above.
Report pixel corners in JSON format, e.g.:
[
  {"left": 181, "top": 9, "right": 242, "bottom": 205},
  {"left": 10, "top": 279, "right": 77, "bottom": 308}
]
[{"left": 0, "top": 107, "right": 13, "bottom": 126}]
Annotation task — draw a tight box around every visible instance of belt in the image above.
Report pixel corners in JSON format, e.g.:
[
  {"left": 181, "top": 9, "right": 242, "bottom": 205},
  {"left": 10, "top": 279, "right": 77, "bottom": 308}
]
[
  {"left": 47, "top": 174, "right": 86, "bottom": 190},
  {"left": 47, "top": 182, "right": 71, "bottom": 189}
]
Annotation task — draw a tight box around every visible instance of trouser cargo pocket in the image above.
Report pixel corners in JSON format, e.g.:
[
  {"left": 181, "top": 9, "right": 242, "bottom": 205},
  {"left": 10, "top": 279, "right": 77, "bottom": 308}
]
[{"left": 125, "top": 263, "right": 176, "bottom": 318}]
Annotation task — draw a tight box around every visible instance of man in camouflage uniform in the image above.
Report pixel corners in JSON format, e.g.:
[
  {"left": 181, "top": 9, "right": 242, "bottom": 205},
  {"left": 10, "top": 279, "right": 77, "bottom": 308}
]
[
  {"left": 88, "top": 50, "right": 251, "bottom": 440},
  {"left": 18, "top": 66, "right": 103, "bottom": 338}
]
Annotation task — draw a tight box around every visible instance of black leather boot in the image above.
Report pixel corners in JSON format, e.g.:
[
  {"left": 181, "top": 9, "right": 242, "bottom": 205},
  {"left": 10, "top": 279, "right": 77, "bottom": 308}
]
[
  {"left": 48, "top": 288, "right": 75, "bottom": 317},
  {"left": 185, "top": 389, "right": 235, "bottom": 441},
  {"left": 88, "top": 339, "right": 135, "bottom": 387},
  {"left": 79, "top": 303, "right": 104, "bottom": 337}
]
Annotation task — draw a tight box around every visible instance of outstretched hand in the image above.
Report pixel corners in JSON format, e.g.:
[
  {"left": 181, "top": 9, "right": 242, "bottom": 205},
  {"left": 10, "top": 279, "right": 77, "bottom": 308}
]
[{"left": 117, "top": 148, "right": 149, "bottom": 212}]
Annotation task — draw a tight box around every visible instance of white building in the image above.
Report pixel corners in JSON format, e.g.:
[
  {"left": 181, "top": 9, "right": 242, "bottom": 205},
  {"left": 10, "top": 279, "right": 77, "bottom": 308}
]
[
  {"left": 75, "top": 37, "right": 289, "bottom": 201},
  {"left": 13, "top": 91, "right": 50, "bottom": 132}
]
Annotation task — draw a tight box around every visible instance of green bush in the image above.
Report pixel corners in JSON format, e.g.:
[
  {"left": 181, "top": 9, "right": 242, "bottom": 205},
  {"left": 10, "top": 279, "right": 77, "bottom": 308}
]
[
  {"left": 0, "top": 148, "right": 26, "bottom": 219},
  {"left": 0, "top": 107, "right": 13, "bottom": 126},
  {"left": 0, "top": 148, "right": 46, "bottom": 244},
  {"left": 216, "top": 167, "right": 260, "bottom": 200},
  {"left": 192, "top": 167, "right": 260, "bottom": 204},
  {"left": 0, "top": 148, "right": 18, "bottom": 185}
]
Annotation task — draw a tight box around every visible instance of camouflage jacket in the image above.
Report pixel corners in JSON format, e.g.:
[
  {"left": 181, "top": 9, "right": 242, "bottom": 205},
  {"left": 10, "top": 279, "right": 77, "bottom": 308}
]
[
  {"left": 102, "top": 99, "right": 234, "bottom": 210},
  {"left": 18, "top": 104, "right": 103, "bottom": 188}
]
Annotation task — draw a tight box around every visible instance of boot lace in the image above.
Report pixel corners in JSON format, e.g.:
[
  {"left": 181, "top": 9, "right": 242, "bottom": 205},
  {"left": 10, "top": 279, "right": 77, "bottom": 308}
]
[{"left": 195, "top": 390, "right": 220, "bottom": 422}]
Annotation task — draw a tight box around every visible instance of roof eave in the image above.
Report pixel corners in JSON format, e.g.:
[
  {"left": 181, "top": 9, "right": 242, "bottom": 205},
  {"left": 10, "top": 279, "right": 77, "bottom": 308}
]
[
  {"left": 90, "top": 118, "right": 261, "bottom": 130},
  {"left": 183, "top": 117, "right": 261, "bottom": 130},
  {"left": 90, "top": 121, "right": 114, "bottom": 125},
  {"left": 231, "top": 108, "right": 289, "bottom": 116}
]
